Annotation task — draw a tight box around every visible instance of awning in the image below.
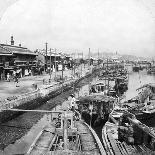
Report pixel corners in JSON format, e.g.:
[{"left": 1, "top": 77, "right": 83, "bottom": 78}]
[
  {"left": 14, "top": 60, "right": 27, "bottom": 63},
  {"left": 13, "top": 51, "right": 38, "bottom": 56},
  {"left": 3, "top": 67, "right": 14, "bottom": 70},
  {"left": 78, "top": 94, "right": 115, "bottom": 104},
  {"left": 0, "top": 53, "right": 13, "bottom": 56}
]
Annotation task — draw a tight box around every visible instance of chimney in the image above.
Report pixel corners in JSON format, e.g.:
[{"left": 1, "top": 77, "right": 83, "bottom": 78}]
[
  {"left": 11, "top": 36, "right": 14, "bottom": 45},
  {"left": 19, "top": 44, "right": 21, "bottom": 47}
]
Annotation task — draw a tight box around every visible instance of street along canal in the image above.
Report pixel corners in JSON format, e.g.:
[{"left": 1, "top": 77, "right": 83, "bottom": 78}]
[{"left": 1, "top": 69, "right": 155, "bottom": 154}]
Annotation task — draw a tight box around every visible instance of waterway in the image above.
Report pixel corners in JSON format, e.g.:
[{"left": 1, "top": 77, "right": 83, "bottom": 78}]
[
  {"left": 124, "top": 69, "right": 155, "bottom": 101},
  {"left": 1, "top": 69, "right": 155, "bottom": 154}
]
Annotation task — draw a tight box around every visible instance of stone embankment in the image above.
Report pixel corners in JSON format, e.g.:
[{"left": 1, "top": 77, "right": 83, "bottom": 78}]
[{"left": 0, "top": 65, "right": 96, "bottom": 123}]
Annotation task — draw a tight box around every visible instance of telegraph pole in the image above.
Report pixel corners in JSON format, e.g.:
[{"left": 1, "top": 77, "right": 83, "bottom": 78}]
[
  {"left": 81, "top": 52, "right": 83, "bottom": 77},
  {"left": 61, "top": 55, "right": 65, "bottom": 93},
  {"left": 88, "top": 48, "right": 91, "bottom": 95},
  {"left": 45, "top": 42, "right": 48, "bottom": 72},
  {"left": 89, "top": 48, "right": 91, "bottom": 71},
  {"left": 98, "top": 49, "right": 99, "bottom": 67},
  {"left": 49, "top": 48, "right": 52, "bottom": 82},
  {"left": 55, "top": 48, "right": 57, "bottom": 79}
]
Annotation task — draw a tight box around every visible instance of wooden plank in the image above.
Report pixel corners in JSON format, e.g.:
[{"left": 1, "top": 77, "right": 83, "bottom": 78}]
[
  {"left": 27, "top": 130, "right": 44, "bottom": 154},
  {"left": 47, "top": 134, "right": 57, "bottom": 152},
  {"left": 102, "top": 127, "right": 113, "bottom": 155},
  {"left": 107, "top": 132, "right": 122, "bottom": 155},
  {"left": 116, "top": 141, "right": 128, "bottom": 155},
  {"left": 122, "top": 142, "right": 134, "bottom": 155}
]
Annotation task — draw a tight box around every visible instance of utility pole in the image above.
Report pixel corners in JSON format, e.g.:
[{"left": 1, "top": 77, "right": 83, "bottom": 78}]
[
  {"left": 55, "top": 48, "right": 57, "bottom": 79},
  {"left": 81, "top": 52, "right": 83, "bottom": 77},
  {"left": 88, "top": 48, "right": 91, "bottom": 95},
  {"left": 45, "top": 42, "right": 48, "bottom": 72},
  {"left": 98, "top": 49, "right": 99, "bottom": 67},
  {"left": 49, "top": 48, "right": 52, "bottom": 82},
  {"left": 62, "top": 57, "right": 64, "bottom": 82},
  {"left": 73, "top": 53, "right": 75, "bottom": 77},
  {"left": 89, "top": 48, "right": 91, "bottom": 71},
  {"left": 61, "top": 55, "right": 65, "bottom": 93}
]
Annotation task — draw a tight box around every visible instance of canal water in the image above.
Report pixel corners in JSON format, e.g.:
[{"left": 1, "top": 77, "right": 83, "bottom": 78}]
[
  {"left": 2, "top": 69, "right": 155, "bottom": 154},
  {"left": 124, "top": 69, "right": 155, "bottom": 101}
]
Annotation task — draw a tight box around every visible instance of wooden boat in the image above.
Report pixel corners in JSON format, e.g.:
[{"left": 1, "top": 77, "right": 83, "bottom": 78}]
[
  {"left": 26, "top": 109, "right": 106, "bottom": 155},
  {"left": 77, "top": 94, "right": 116, "bottom": 127},
  {"left": 123, "top": 83, "right": 155, "bottom": 120},
  {"left": 133, "top": 66, "right": 140, "bottom": 72},
  {"left": 90, "top": 80, "right": 116, "bottom": 97},
  {"left": 114, "top": 76, "right": 128, "bottom": 96},
  {"left": 102, "top": 110, "right": 155, "bottom": 155}
]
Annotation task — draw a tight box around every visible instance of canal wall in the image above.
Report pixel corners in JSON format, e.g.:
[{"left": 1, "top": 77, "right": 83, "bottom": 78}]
[
  {"left": 0, "top": 70, "right": 93, "bottom": 123},
  {"left": 0, "top": 79, "right": 73, "bottom": 123}
]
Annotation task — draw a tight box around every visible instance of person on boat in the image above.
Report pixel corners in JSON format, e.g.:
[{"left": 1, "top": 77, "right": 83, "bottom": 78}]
[{"left": 70, "top": 94, "right": 76, "bottom": 111}]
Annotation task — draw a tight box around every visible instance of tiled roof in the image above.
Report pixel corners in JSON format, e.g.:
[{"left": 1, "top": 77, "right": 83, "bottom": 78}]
[
  {"left": 0, "top": 44, "right": 37, "bottom": 56},
  {"left": 37, "top": 49, "right": 61, "bottom": 57},
  {"left": 0, "top": 45, "right": 13, "bottom": 56}
]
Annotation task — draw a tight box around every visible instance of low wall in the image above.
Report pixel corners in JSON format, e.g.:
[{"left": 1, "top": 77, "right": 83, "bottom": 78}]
[
  {"left": 0, "top": 67, "right": 100, "bottom": 123},
  {"left": 0, "top": 79, "right": 75, "bottom": 123}
]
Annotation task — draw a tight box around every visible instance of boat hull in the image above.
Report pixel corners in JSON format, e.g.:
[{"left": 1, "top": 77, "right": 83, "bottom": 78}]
[
  {"left": 135, "top": 111, "right": 155, "bottom": 121},
  {"left": 81, "top": 112, "right": 109, "bottom": 127}
]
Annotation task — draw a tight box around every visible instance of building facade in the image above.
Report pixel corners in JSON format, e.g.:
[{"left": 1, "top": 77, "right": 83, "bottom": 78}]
[
  {"left": 0, "top": 36, "right": 37, "bottom": 79},
  {"left": 36, "top": 49, "right": 72, "bottom": 72},
  {"left": 0, "top": 45, "right": 14, "bottom": 80}
]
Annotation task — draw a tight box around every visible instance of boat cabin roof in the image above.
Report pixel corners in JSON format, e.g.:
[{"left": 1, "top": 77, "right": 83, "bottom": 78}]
[
  {"left": 137, "top": 83, "right": 155, "bottom": 90},
  {"left": 78, "top": 94, "right": 115, "bottom": 104},
  {"left": 91, "top": 80, "right": 106, "bottom": 86},
  {"left": 116, "top": 76, "right": 126, "bottom": 80}
]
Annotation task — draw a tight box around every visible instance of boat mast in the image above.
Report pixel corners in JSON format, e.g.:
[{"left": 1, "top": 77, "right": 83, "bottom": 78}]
[
  {"left": 98, "top": 49, "right": 99, "bottom": 67},
  {"left": 54, "top": 48, "right": 57, "bottom": 78},
  {"left": 88, "top": 48, "right": 91, "bottom": 95},
  {"left": 106, "top": 58, "right": 109, "bottom": 92},
  {"left": 97, "top": 49, "right": 99, "bottom": 79},
  {"left": 73, "top": 53, "right": 75, "bottom": 93},
  {"left": 81, "top": 52, "right": 83, "bottom": 77},
  {"left": 63, "top": 112, "right": 68, "bottom": 150},
  {"left": 88, "top": 48, "right": 92, "bottom": 126},
  {"left": 107, "top": 58, "right": 109, "bottom": 90}
]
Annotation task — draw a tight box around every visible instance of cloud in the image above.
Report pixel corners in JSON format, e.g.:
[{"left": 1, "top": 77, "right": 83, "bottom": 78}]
[{"left": 0, "top": 0, "right": 155, "bottom": 57}]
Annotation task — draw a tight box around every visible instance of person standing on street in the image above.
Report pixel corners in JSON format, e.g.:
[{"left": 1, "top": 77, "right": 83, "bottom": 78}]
[
  {"left": 14, "top": 76, "right": 19, "bottom": 87},
  {"left": 7, "top": 73, "right": 10, "bottom": 82}
]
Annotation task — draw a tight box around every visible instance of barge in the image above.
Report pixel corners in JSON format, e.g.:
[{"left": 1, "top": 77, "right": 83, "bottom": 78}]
[
  {"left": 27, "top": 110, "right": 106, "bottom": 155},
  {"left": 102, "top": 110, "right": 155, "bottom": 155},
  {"left": 123, "top": 83, "right": 155, "bottom": 120},
  {"left": 77, "top": 94, "right": 116, "bottom": 127}
]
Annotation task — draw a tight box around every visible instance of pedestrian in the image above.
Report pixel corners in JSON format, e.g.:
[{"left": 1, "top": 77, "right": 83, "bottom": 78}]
[
  {"left": 14, "top": 76, "right": 19, "bottom": 87},
  {"left": 7, "top": 73, "right": 10, "bottom": 82}
]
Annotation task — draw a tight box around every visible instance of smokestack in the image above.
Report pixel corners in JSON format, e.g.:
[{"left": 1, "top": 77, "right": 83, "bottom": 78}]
[
  {"left": 11, "top": 36, "right": 14, "bottom": 45},
  {"left": 19, "top": 44, "right": 21, "bottom": 47}
]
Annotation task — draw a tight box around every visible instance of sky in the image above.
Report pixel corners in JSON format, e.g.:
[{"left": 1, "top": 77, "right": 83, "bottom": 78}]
[{"left": 0, "top": 0, "right": 155, "bottom": 57}]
